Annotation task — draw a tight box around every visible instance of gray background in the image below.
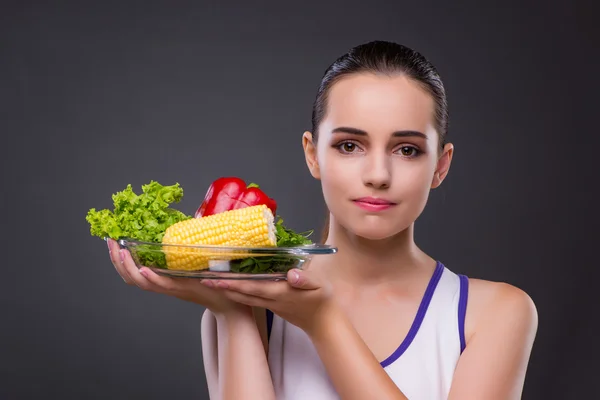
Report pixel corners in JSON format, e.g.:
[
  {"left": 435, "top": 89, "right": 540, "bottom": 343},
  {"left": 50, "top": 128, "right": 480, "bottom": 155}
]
[{"left": 1, "top": 1, "right": 597, "bottom": 399}]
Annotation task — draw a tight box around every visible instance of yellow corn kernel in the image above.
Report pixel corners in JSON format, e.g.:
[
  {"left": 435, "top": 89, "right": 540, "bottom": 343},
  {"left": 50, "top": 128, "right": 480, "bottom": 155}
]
[{"left": 161, "top": 204, "right": 277, "bottom": 270}]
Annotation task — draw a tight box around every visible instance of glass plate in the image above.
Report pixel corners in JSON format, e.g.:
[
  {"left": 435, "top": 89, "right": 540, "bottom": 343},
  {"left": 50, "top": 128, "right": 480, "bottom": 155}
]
[{"left": 111, "top": 237, "right": 337, "bottom": 280}]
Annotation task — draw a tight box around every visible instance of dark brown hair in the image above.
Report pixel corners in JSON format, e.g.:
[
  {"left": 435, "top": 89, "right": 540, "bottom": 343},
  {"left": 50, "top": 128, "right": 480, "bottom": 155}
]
[{"left": 311, "top": 41, "right": 449, "bottom": 242}]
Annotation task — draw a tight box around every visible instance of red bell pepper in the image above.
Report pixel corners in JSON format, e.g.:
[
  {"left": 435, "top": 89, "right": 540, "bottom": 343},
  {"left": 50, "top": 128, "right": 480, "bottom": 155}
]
[{"left": 195, "top": 177, "right": 277, "bottom": 218}]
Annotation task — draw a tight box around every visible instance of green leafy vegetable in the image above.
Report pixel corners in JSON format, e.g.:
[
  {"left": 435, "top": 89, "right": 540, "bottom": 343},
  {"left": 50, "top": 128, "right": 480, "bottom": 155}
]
[
  {"left": 86, "top": 181, "right": 192, "bottom": 268},
  {"left": 230, "top": 217, "right": 314, "bottom": 274},
  {"left": 275, "top": 217, "right": 313, "bottom": 247}
]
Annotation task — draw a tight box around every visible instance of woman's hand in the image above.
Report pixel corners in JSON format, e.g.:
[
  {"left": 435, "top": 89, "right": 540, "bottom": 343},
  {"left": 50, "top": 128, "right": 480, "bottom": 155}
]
[
  {"left": 106, "top": 238, "right": 249, "bottom": 316},
  {"left": 206, "top": 267, "right": 335, "bottom": 335}
]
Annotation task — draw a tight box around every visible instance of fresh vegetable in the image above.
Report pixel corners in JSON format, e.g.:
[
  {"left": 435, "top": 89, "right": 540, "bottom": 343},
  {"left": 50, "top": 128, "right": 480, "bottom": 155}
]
[
  {"left": 86, "top": 181, "right": 192, "bottom": 268},
  {"left": 86, "top": 180, "right": 313, "bottom": 272},
  {"left": 274, "top": 218, "right": 313, "bottom": 247},
  {"left": 162, "top": 204, "right": 277, "bottom": 271},
  {"left": 195, "top": 177, "right": 277, "bottom": 218},
  {"left": 229, "top": 218, "right": 314, "bottom": 274}
]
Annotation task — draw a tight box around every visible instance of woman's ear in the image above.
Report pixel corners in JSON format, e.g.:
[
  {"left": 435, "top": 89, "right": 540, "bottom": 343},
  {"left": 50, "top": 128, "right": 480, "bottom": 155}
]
[
  {"left": 431, "top": 143, "right": 454, "bottom": 189},
  {"left": 302, "top": 131, "right": 321, "bottom": 180}
]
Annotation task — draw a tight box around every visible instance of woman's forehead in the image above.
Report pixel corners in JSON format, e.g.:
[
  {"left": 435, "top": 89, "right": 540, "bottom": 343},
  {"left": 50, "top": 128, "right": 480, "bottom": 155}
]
[{"left": 322, "top": 73, "right": 436, "bottom": 135}]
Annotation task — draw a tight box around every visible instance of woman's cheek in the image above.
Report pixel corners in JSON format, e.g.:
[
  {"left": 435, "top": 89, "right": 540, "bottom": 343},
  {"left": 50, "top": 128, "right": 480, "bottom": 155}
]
[
  {"left": 320, "top": 160, "right": 356, "bottom": 211},
  {"left": 398, "top": 168, "right": 435, "bottom": 216},
  {"left": 320, "top": 166, "right": 346, "bottom": 200}
]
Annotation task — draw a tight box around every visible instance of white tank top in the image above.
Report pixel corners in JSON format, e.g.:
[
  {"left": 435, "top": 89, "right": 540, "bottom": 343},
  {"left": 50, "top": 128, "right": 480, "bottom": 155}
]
[{"left": 266, "top": 261, "right": 469, "bottom": 400}]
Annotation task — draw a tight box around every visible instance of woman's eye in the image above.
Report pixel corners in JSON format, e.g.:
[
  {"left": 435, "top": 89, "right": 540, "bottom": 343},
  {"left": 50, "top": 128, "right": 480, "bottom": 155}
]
[
  {"left": 343, "top": 143, "right": 356, "bottom": 152},
  {"left": 398, "top": 146, "right": 419, "bottom": 157},
  {"left": 337, "top": 142, "right": 359, "bottom": 153}
]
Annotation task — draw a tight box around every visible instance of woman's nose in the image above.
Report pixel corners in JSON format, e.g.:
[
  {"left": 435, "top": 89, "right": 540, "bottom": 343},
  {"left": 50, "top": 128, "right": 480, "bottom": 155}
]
[{"left": 362, "top": 154, "right": 391, "bottom": 189}]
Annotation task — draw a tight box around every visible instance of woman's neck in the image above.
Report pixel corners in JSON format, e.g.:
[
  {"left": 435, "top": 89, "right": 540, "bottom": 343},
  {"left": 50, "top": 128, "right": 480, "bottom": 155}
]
[{"left": 320, "top": 219, "right": 435, "bottom": 286}]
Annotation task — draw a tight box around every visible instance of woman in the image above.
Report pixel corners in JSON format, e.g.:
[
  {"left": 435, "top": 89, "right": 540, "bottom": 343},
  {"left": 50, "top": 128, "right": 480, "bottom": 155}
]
[{"left": 107, "top": 40, "right": 538, "bottom": 399}]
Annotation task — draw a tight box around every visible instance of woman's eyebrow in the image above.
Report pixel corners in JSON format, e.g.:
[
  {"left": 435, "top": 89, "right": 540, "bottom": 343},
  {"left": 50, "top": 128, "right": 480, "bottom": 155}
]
[
  {"left": 331, "top": 126, "right": 368, "bottom": 136},
  {"left": 331, "top": 126, "right": 428, "bottom": 139}
]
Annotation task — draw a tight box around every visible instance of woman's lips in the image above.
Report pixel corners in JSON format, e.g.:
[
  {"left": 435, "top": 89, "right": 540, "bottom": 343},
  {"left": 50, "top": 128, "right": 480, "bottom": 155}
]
[{"left": 353, "top": 197, "right": 396, "bottom": 211}]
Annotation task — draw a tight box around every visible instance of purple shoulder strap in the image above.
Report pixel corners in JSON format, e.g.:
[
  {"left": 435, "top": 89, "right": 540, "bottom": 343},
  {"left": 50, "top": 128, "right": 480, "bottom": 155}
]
[
  {"left": 458, "top": 274, "right": 469, "bottom": 353},
  {"left": 266, "top": 309, "right": 274, "bottom": 342}
]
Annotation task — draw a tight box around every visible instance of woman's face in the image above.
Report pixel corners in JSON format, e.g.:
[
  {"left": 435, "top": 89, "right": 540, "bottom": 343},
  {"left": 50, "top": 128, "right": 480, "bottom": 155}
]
[{"left": 303, "top": 73, "right": 453, "bottom": 240}]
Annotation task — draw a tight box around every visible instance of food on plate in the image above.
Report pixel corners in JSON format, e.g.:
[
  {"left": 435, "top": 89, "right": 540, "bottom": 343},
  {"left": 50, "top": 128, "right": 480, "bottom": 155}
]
[
  {"left": 85, "top": 179, "right": 313, "bottom": 273},
  {"left": 195, "top": 176, "right": 277, "bottom": 218},
  {"left": 163, "top": 204, "right": 277, "bottom": 271}
]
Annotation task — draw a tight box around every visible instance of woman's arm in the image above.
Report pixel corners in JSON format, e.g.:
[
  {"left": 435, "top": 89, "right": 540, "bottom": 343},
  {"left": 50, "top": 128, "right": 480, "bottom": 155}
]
[
  {"left": 201, "top": 307, "right": 275, "bottom": 400},
  {"left": 307, "top": 304, "right": 409, "bottom": 400},
  {"left": 211, "top": 270, "right": 411, "bottom": 399},
  {"left": 200, "top": 309, "right": 220, "bottom": 400}
]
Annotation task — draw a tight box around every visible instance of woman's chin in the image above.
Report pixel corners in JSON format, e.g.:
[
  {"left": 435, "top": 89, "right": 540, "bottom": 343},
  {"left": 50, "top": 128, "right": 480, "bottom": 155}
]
[{"left": 349, "top": 225, "right": 407, "bottom": 242}]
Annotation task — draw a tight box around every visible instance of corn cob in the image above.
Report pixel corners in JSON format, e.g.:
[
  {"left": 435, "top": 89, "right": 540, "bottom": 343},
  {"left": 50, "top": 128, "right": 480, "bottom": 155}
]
[{"left": 161, "top": 204, "right": 277, "bottom": 270}]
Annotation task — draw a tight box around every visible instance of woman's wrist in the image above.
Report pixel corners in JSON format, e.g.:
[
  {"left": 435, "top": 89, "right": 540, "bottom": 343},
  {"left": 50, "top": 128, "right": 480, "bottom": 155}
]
[
  {"left": 305, "top": 300, "right": 345, "bottom": 340},
  {"left": 213, "top": 305, "right": 255, "bottom": 325}
]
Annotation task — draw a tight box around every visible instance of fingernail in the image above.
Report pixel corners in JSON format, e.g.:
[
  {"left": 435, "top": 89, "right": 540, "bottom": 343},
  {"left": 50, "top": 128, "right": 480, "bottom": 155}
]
[
  {"left": 139, "top": 268, "right": 148, "bottom": 278},
  {"left": 202, "top": 280, "right": 214, "bottom": 288},
  {"left": 107, "top": 239, "right": 111, "bottom": 250},
  {"left": 216, "top": 281, "right": 229, "bottom": 289},
  {"left": 119, "top": 249, "right": 124, "bottom": 262},
  {"left": 291, "top": 270, "right": 300, "bottom": 284}
]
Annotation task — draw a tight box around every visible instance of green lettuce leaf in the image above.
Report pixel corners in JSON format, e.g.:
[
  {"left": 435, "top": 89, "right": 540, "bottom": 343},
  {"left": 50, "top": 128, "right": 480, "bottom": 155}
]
[{"left": 86, "top": 181, "right": 192, "bottom": 268}]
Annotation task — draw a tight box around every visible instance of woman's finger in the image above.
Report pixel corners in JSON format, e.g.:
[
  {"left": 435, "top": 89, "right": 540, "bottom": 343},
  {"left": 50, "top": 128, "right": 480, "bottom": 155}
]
[
  {"left": 287, "top": 269, "right": 321, "bottom": 290},
  {"left": 107, "top": 238, "right": 134, "bottom": 285},
  {"left": 138, "top": 267, "right": 182, "bottom": 294},
  {"left": 119, "top": 248, "right": 155, "bottom": 291},
  {"left": 220, "top": 289, "right": 273, "bottom": 308},
  {"left": 218, "top": 280, "right": 288, "bottom": 300}
]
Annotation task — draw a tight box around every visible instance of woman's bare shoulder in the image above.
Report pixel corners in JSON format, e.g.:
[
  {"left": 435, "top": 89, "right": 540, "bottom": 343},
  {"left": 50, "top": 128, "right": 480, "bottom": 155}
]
[{"left": 464, "top": 277, "right": 538, "bottom": 344}]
